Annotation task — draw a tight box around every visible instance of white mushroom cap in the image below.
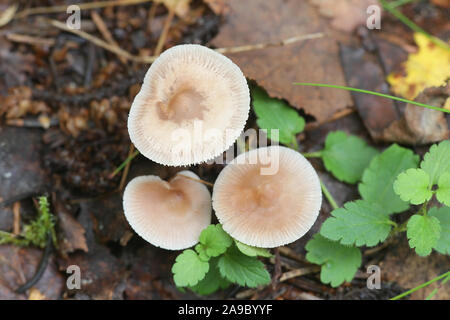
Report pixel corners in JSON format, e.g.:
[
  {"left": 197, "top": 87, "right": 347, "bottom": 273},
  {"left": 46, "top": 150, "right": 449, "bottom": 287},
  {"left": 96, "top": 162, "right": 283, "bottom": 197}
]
[
  {"left": 212, "top": 146, "right": 322, "bottom": 248},
  {"left": 123, "top": 170, "right": 212, "bottom": 250},
  {"left": 128, "top": 44, "right": 250, "bottom": 166}
]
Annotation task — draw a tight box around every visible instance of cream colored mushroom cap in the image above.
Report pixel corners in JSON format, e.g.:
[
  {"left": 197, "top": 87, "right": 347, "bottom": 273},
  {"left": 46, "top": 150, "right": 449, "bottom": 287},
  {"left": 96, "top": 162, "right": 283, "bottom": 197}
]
[
  {"left": 123, "top": 170, "right": 212, "bottom": 250},
  {"left": 212, "top": 146, "right": 322, "bottom": 248},
  {"left": 128, "top": 44, "right": 250, "bottom": 166}
]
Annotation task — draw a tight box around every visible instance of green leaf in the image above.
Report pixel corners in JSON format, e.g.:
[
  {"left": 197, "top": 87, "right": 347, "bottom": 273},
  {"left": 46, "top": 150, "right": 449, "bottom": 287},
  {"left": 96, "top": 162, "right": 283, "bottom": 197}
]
[
  {"left": 252, "top": 86, "right": 305, "bottom": 145},
  {"left": 321, "top": 131, "right": 379, "bottom": 184},
  {"left": 393, "top": 168, "right": 432, "bottom": 205},
  {"left": 436, "top": 172, "right": 450, "bottom": 207},
  {"left": 195, "top": 244, "right": 210, "bottom": 262},
  {"left": 218, "top": 245, "right": 271, "bottom": 288},
  {"left": 306, "top": 234, "right": 361, "bottom": 288},
  {"left": 235, "top": 241, "right": 273, "bottom": 258},
  {"left": 428, "top": 207, "right": 450, "bottom": 255},
  {"left": 406, "top": 215, "right": 441, "bottom": 257},
  {"left": 320, "top": 200, "right": 393, "bottom": 247},
  {"left": 421, "top": 140, "right": 450, "bottom": 185},
  {"left": 359, "top": 144, "right": 420, "bottom": 214},
  {"left": 172, "top": 250, "right": 209, "bottom": 287},
  {"left": 190, "top": 259, "right": 230, "bottom": 295},
  {"left": 198, "top": 224, "right": 233, "bottom": 258}
]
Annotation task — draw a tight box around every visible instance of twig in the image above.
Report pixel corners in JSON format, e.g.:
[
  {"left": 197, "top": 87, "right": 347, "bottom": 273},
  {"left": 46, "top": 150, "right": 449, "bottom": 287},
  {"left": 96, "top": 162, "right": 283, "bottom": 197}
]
[
  {"left": 215, "top": 33, "right": 325, "bottom": 54},
  {"left": 279, "top": 266, "right": 320, "bottom": 282},
  {"left": 90, "top": 10, "right": 127, "bottom": 64},
  {"left": 154, "top": 7, "right": 175, "bottom": 55},
  {"left": 49, "top": 20, "right": 155, "bottom": 63},
  {"left": 278, "top": 246, "right": 309, "bottom": 264},
  {"left": 15, "top": 0, "right": 152, "bottom": 19},
  {"left": 13, "top": 202, "right": 21, "bottom": 235},
  {"left": 5, "top": 33, "right": 55, "bottom": 46},
  {"left": 16, "top": 233, "right": 53, "bottom": 294}
]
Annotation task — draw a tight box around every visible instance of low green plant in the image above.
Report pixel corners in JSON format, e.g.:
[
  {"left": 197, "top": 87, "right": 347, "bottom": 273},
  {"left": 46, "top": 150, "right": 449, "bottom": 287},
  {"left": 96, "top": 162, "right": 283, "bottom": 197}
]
[
  {"left": 172, "top": 224, "right": 272, "bottom": 295},
  {"left": 0, "top": 196, "right": 57, "bottom": 248}
]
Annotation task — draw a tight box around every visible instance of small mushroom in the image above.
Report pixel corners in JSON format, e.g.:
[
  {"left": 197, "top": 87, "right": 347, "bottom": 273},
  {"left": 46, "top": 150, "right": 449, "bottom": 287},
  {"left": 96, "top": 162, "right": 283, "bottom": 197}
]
[
  {"left": 212, "top": 146, "right": 322, "bottom": 248},
  {"left": 128, "top": 44, "right": 250, "bottom": 166},
  {"left": 123, "top": 170, "right": 211, "bottom": 250}
]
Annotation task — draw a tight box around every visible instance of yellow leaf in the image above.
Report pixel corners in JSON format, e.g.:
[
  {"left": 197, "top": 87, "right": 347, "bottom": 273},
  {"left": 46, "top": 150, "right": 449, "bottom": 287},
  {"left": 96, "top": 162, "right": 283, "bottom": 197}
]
[
  {"left": 0, "top": 4, "right": 18, "bottom": 28},
  {"left": 387, "top": 33, "right": 450, "bottom": 100},
  {"left": 28, "top": 288, "right": 47, "bottom": 300}
]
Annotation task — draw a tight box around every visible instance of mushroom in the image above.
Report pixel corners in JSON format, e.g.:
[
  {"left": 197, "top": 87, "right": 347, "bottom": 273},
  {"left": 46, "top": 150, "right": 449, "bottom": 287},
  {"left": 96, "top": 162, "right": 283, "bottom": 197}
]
[
  {"left": 128, "top": 44, "right": 250, "bottom": 166},
  {"left": 123, "top": 170, "right": 211, "bottom": 250},
  {"left": 212, "top": 146, "right": 322, "bottom": 248}
]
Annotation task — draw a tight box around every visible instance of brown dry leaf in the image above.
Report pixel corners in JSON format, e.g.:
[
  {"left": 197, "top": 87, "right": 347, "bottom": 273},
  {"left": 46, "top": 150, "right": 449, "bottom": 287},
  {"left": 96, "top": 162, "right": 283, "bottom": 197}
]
[
  {"left": 211, "top": 0, "right": 352, "bottom": 122},
  {"left": 0, "top": 245, "right": 64, "bottom": 299},
  {"left": 309, "top": 0, "right": 381, "bottom": 32},
  {"left": 202, "top": 0, "right": 229, "bottom": 15}
]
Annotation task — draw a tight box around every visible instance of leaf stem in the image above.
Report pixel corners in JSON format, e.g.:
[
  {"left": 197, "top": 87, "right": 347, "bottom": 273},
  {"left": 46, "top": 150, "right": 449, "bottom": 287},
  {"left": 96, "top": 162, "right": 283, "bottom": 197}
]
[
  {"left": 303, "top": 151, "right": 323, "bottom": 158},
  {"left": 320, "top": 181, "right": 339, "bottom": 210},
  {"left": 109, "top": 150, "right": 140, "bottom": 178},
  {"left": 293, "top": 83, "right": 450, "bottom": 114},
  {"left": 390, "top": 270, "right": 450, "bottom": 300}
]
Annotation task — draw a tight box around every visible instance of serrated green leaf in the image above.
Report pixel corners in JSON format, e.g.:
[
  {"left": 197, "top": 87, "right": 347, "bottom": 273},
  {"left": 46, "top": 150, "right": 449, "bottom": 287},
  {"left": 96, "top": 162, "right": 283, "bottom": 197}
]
[
  {"left": 172, "top": 250, "right": 209, "bottom": 287},
  {"left": 190, "top": 259, "right": 230, "bottom": 296},
  {"left": 429, "top": 207, "right": 450, "bottom": 255},
  {"left": 235, "top": 241, "right": 273, "bottom": 258},
  {"left": 436, "top": 172, "right": 450, "bottom": 206},
  {"left": 407, "top": 215, "right": 441, "bottom": 257},
  {"left": 393, "top": 168, "right": 432, "bottom": 205},
  {"left": 199, "top": 224, "right": 233, "bottom": 258},
  {"left": 320, "top": 200, "right": 393, "bottom": 247},
  {"left": 218, "top": 245, "right": 271, "bottom": 288},
  {"left": 305, "top": 234, "right": 361, "bottom": 288},
  {"left": 252, "top": 86, "right": 305, "bottom": 145},
  {"left": 421, "top": 140, "right": 450, "bottom": 186},
  {"left": 321, "top": 131, "right": 379, "bottom": 184},
  {"left": 359, "top": 144, "right": 420, "bottom": 214}
]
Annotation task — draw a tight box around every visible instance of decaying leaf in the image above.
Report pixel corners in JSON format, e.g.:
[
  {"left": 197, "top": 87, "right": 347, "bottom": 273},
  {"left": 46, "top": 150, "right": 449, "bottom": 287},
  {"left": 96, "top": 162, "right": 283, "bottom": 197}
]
[
  {"left": 388, "top": 33, "right": 450, "bottom": 100},
  {"left": 309, "top": 0, "right": 381, "bottom": 32},
  {"left": 212, "top": 0, "right": 352, "bottom": 122}
]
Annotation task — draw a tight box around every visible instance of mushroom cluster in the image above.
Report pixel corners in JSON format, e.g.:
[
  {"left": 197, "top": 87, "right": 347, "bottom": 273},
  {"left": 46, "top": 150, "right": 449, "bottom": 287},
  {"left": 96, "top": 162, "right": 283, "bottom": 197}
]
[{"left": 124, "top": 44, "right": 322, "bottom": 251}]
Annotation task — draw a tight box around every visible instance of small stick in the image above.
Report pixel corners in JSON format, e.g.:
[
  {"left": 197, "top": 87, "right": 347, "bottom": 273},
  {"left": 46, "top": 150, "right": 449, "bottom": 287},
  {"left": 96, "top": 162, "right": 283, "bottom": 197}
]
[
  {"left": 12, "top": 202, "right": 21, "bottom": 235},
  {"left": 90, "top": 10, "right": 127, "bottom": 64},
  {"left": 6, "top": 33, "right": 55, "bottom": 47},
  {"left": 15, "top": 0, "right": 152, "bottom": 19},
  {"left": 278, "top": 246, "right": 308, "bottom": 263},
  {"left": 216, "top": 33, "right": 325, "bottom": 54},
  {"left": 279, "top": 266, "right": 320, "bottom": 282},
  {"left": 154, "top": 8, "right": 175, "bottom": 55}
]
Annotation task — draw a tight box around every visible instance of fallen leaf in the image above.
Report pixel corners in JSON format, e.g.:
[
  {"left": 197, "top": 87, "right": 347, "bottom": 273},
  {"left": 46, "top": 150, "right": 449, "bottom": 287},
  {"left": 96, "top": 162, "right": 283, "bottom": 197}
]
[
  {"left": 387, "top": 33, "right": 450, "bottom": 100},
  {"left": 309, "top": 0, "right": 381, "bottom": 32},
  {"left": 28, "top": 288, "right": 47, "bottom": 300},
  {"left": 0, "top": 245, "right": 64, "bottom": 299},
  {"left": 211, "top": 0, "right": 352, "bottom": 123}
]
